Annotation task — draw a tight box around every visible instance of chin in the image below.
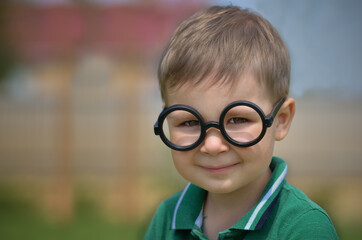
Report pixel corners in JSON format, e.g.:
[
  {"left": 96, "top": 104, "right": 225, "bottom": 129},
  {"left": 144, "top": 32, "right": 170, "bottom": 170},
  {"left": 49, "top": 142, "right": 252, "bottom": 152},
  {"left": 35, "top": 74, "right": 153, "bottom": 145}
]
[{"left": 199, "top": 180, "right": 240, "bottom": 194}]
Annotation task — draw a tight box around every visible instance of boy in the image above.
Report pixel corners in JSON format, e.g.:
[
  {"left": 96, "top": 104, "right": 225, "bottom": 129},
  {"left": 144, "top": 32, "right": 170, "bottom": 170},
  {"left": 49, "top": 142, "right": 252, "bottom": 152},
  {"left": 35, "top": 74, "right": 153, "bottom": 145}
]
[{"left": 146, "top": 5, "right": 338, "bottom": 240}]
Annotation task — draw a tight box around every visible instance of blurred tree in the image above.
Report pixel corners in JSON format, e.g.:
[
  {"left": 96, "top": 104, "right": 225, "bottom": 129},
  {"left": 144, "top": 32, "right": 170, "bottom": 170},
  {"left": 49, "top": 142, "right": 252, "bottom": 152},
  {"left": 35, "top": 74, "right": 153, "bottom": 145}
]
[{"left": 0, "top": 1, "right": 16, "bottom": 83}]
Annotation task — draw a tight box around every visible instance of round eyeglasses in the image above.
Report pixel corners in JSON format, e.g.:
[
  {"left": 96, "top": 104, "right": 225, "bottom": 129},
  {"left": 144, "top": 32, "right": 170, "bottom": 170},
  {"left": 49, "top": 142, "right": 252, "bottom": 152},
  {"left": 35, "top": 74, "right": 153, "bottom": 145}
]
[{"left": 154, "top": 97, "right": 286, "bottom": 151}]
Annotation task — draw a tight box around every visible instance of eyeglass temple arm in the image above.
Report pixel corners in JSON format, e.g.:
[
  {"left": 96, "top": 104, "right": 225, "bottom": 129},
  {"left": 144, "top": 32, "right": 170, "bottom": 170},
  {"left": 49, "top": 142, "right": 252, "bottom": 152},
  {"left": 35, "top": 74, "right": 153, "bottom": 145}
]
[
  {"left": 154, "top": 106, "right": 167, "bottom": 135},
  {"left": 154, "top": 120, "right": 162, "bottom": 135},
  {"left": 154, "top": 120, "right": 160, "bottom": 135},
  {"left": 265, "top": 97, "right": 287, "bottom": 127}
]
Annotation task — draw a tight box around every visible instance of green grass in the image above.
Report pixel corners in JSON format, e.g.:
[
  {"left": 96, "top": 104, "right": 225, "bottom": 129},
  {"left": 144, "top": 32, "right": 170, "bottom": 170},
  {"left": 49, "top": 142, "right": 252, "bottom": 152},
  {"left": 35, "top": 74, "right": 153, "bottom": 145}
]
[
  {"left": 0, "top": 211, "right": 143, "bottom": 240},
  {"left": 0, "top": 187, "right": 147, "bottom": 240}
]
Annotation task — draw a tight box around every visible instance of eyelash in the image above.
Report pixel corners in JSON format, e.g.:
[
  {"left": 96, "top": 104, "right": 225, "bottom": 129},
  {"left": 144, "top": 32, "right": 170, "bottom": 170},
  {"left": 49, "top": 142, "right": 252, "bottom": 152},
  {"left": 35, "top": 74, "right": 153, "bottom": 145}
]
[
  {"left": 182, "top": 120, "right": 200, "bottom": 127},
  {"left": 228, "top": 117, "right": 249, "bottom": 124}
]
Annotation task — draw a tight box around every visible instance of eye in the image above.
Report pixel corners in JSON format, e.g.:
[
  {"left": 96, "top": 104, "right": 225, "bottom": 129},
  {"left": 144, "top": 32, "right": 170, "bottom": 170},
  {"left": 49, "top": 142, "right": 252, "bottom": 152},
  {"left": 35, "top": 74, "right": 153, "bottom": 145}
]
[
  {"left": 229, "top": 118, "right": 248, "bottom": 124},
  {"left": 183, "top": 120, "right": 200, "bottom": 127}
]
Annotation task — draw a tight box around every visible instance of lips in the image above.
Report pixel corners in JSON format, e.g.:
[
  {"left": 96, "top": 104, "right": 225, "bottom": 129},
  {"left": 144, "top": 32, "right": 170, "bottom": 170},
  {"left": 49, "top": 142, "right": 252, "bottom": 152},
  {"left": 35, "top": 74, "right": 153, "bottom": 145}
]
[{"left": 201, "top": 163, "right": 240, "bottom": 174}]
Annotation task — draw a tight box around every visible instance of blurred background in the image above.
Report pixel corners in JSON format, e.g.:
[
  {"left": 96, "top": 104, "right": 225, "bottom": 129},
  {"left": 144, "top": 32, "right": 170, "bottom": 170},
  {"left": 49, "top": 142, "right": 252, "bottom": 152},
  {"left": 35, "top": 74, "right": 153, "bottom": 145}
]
[{"left": 0, "top": 0, "right": 361, "bottom": 239}]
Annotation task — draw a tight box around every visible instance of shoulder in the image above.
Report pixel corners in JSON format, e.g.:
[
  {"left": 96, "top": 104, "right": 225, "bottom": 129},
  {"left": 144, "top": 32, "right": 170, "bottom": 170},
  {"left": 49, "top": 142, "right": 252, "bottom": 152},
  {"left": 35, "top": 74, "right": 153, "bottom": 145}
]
[
  {"left": 276, "top": 181, "right": 339, "bottom": 239},
  {"left": 148, "top": 190, "right": 183, "bottom": 223},
  {"left": 144, "top": 191, "right": 183, "bottom": 239},
  {"left": 281, "top": 181, "right": 324, "bottom": 212},
  {"left": 155, "top": 190, "right": 185, "bottom": 221}
]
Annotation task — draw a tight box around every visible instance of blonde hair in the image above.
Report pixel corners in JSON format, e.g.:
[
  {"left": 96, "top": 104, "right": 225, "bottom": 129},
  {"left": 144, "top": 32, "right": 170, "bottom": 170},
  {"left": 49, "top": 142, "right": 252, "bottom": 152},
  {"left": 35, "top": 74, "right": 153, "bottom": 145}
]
[{"left": 158, "top": 5, "right": 290, "bottom": 103}]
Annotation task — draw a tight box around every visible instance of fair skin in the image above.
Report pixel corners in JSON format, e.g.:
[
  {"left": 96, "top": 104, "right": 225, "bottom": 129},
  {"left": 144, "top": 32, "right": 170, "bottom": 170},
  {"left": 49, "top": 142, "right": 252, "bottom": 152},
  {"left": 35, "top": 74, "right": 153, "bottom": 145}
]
[{"left": 166, "top": 74, "right": 295, "bottom": 240}]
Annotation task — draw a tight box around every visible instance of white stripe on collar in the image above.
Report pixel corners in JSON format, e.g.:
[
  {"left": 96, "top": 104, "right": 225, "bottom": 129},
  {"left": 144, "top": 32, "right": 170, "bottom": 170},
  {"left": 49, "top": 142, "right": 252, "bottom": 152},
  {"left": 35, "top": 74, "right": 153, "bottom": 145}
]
[
  {"left": 195, "top": 207, "right": 204, "bottom": 228},
  {"left": 244, "top": 165, "right": 287, "bottom": 230},
  {"left": 172, "top": 182, "right": 191, "bottom": 229},
  {"left": 195, "top": 207, "right": 205, "bottom": 228}
]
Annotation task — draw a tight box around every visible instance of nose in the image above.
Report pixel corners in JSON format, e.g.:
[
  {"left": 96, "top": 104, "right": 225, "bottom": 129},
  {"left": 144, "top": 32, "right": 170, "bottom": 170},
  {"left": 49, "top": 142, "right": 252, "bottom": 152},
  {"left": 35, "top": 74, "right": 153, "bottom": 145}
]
[{"left": 200, "top": 129, "right": 229, "bottom": 156}]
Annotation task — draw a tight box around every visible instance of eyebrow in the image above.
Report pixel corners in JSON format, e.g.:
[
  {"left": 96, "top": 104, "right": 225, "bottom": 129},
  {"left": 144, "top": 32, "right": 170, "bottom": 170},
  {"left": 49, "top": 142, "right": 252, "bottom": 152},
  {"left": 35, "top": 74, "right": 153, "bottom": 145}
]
[
  {"left": 167, "top": 111, "right": 195, "bottom": 120},
  {"left": 226, "top": 106, "right": 257, "bottom": 114}
]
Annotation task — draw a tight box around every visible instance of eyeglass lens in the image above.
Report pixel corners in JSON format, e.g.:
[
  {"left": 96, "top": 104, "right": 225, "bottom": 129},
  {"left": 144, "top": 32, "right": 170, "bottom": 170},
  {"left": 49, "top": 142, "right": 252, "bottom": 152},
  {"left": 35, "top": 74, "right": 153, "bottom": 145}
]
[
  {"left": 162, "top": 109, "right": 201, "bottom": 148},
  {"left": 223, "top": 105, "right": 263, "bottom": 143},
  {"left": 161, "top": 105, "right": 263, "bottom": 148}
]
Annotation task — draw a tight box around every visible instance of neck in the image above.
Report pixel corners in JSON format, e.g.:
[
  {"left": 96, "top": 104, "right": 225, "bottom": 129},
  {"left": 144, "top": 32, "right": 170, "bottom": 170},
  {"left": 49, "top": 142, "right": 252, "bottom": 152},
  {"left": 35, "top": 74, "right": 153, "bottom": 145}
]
[
  {"left": 207, "top": 167, "right": 271, "bottom": 211},
  {"left": 203, "top": 167, "right": 272, "bottom": 237}
]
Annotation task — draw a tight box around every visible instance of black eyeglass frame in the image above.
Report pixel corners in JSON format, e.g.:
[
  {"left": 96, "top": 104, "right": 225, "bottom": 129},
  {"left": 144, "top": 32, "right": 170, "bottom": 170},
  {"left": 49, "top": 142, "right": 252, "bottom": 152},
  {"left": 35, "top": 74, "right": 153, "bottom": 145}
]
[{"left": 154, "top": 97, "right": 287, "bottom": 151}]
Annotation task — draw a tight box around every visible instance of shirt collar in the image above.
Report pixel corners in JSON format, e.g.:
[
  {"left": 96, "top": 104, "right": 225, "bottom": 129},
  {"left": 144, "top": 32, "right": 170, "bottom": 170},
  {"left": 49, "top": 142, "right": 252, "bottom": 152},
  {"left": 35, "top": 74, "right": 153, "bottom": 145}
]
[{"left": 172, "top": 156, "right": 288, "bottom": 231}]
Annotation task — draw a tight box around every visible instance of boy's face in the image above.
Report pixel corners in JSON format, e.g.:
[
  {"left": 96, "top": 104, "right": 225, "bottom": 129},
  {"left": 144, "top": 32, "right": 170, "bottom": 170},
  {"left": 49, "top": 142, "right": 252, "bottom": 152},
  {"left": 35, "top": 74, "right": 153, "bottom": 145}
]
[{"left": 166, "top": 75, "right": 278, "bottom": 194}]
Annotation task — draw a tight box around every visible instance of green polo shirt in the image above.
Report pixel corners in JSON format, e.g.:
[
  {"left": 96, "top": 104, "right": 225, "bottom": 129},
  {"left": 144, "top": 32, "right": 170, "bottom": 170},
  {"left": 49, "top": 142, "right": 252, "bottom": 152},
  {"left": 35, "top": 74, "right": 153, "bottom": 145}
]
[{"left": 145, "top": 157, "right": 338, "bottom": 239}]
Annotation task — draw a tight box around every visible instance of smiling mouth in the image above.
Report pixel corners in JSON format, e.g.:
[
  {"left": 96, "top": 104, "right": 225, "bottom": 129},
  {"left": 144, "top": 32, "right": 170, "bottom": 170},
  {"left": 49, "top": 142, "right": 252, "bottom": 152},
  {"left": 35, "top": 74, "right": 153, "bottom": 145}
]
[{"left": 201, "top": 163, "right": 240, "bottom": 174}]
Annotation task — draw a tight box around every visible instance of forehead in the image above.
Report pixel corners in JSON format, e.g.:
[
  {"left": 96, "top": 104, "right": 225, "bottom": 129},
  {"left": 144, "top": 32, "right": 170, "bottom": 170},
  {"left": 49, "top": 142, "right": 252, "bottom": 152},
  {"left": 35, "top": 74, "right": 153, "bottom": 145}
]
[{"left": 166, "top": 74, "right": 272, "bottom": 117}]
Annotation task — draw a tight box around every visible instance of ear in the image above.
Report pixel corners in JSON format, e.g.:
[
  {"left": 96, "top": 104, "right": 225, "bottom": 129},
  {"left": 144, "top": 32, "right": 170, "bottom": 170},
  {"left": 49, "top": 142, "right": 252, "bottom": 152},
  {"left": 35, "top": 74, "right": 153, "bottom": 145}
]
[{"left": 275, "top": 98, "right": 295, "bottom": 141}]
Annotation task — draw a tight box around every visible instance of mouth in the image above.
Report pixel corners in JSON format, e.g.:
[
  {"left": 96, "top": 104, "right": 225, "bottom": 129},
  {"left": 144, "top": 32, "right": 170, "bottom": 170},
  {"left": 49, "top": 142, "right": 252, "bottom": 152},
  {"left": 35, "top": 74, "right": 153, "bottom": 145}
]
[{"left": 201, "top": 163, "right": 240, "bottom": 174}]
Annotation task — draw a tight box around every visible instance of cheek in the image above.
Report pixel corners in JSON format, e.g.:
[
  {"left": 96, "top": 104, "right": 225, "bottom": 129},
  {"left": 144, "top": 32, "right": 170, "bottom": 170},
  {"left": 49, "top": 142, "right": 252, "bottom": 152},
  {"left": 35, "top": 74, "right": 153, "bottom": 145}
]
[
  {"left": 171, "top": 151, "right": 192, "bottom": 172},
  {"left": 171, "top": 150, "right": 199, "bottom": 183},
  {"left": 257, "top": 128, "right": 276, "bottom": 157},
  {"left": 238, "top": 129, "right": 275, "bottom": 160}
]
